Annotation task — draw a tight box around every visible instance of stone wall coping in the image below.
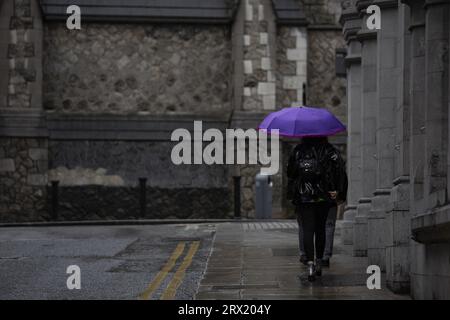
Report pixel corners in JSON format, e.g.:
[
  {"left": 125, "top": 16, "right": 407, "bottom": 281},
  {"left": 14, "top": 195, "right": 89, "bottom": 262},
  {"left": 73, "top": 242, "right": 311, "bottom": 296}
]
[
  {"left": 408, "top": 21, "right": 426, "bottom": 31},
  {"left": 271, "top": 0, "right": 309, "bottom": 26},
  {"left": 0, "top": 110, "right": 48, "bottom": 138},
  {"left": 411, "top": 204, "right": 450, "bottom": 244},
  {"left": 307, "top": 24, "right": 341, "bottom": 31},
  {"left": 373, "top": 188, "right": 392, "bottom": 196},
  {"left": 358, "top": 197, "right": 373, "bottom": 203},
  {"left": 345, "top": 54, "right": 362, "bottom": 66},
  {"left": 342, "top": 17, "right": 363, "bottom": 42},
  {"left": 39, "top": 0, "right": 239, "bottom": 24},
  {"left": 372, "top": 0, "right": 399, "bottom": 9},
  {"left": 356, "top": 0, "right": 375, "bottom": 12},
  {"left": 1, "top": 111, "right": 286, "bottom": 140},
  {"left": 393, "top": 175, "right": 410, "bottom": 185},
  {"left": 356, "top": 28, "right": 378, "bottom": 42}
]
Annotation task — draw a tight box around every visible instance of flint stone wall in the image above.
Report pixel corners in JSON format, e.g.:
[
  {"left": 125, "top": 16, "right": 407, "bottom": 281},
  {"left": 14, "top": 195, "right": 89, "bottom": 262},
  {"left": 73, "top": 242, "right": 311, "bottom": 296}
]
[
  {"left": 299, "top": 0, "right": 342, "bottom": 25},
  {"left": 48, "top": 140, "right": 232, "bottom": 220},
  {"left": 308, "top": 29, "right": 347, "bottom": 124},
  {"left": 0, "top": 138, "right": 48, "bottom": 222},
  {"left": 53, "top": 186, "right": 232, "bottom": 220},
  {"left": 43, "top": 23, "right": 232, "bottom": 115}
]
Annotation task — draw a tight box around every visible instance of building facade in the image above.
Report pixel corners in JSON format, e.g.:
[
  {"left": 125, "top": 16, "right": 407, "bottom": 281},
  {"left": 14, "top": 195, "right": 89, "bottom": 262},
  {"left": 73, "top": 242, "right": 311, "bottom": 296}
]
[
  {"left": 0, "top": 0, "right": 346, "bottom": 222},
  {"left": 341, "top": 0, "right": 450, "bottom": 299}
]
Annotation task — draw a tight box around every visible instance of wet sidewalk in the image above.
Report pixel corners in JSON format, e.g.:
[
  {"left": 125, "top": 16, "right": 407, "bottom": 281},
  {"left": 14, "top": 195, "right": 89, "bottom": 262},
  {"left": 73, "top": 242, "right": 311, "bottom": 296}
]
[{"left": 196, "top": 221, "right": 410, "bottom": 300}]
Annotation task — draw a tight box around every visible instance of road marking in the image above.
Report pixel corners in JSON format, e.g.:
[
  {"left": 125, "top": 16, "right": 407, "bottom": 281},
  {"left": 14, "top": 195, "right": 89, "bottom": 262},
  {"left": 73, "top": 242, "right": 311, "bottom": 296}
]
[
  {"left": 139, "top": 242, "right": 185, "bottom": 300},
  {"left": 160, "top": 241, "right": 200, "bottom": 300}
]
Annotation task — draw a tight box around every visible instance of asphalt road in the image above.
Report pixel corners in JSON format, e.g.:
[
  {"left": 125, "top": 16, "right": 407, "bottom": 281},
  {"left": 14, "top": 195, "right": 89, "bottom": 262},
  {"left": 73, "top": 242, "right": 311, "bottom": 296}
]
[{"left": 0, "top": 224, "right": 215, "bottom": 300}]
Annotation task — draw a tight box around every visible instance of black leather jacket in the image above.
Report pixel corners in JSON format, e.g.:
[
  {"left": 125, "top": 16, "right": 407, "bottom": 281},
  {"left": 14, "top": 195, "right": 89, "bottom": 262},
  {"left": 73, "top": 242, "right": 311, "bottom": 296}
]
[{"left": 287, "top": 141, "right": 348, "bottom": 205}]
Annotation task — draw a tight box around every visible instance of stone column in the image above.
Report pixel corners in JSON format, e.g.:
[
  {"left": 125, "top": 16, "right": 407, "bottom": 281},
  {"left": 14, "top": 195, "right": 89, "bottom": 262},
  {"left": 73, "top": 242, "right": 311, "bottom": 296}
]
[
  {"left": 423, "top": 0, "right": 449, "bottom": 208},
  {"left": 386, "top": 1, "right": 412, "bottom": 293},
  {"left": 231, "top": 0, "right": 279, "bottom": 217},
  {"left": 240, "top": 0, "right": 278, "bottom": 112},
  {"left": 0, "top": 0, "right": 48, "bottom": 222},
  {"left": 405, "top": 0, "right": 427, "bottom": 299},
  {"left": 340, "top": 0, "right": 363, "bottom": 245},
  {"left": 353, "top": 0, "right": 378, "bottom": 257},
  {"left": 406, "top": 0, "right": 426, "bottom": 216},
  {"left": 409, "top": 0, "right": 450, "bottom": 300},
  {"left": 366, "top": 0, "right": 400, "bottom": 272}
]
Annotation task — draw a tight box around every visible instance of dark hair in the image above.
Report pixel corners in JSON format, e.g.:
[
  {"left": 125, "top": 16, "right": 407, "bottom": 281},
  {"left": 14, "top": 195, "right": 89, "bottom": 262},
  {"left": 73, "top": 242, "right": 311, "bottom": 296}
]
[{"left": 301, "top": 136, "right": 328, "bottom": 145}]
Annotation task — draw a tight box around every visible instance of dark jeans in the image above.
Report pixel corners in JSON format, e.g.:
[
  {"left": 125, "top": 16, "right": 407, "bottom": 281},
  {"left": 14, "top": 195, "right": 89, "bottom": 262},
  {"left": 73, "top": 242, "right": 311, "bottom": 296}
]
[
  {"left": 297, "top": 205, "right": 337, "bottom": 260},
  {"left": 296, "top": 202, "right": 331, "bottom": 261}
]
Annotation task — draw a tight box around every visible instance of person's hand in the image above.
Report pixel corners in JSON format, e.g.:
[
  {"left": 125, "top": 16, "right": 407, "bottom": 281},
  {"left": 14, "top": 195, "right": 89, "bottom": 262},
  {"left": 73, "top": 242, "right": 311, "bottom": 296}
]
[{"left": 328, "top": 191, "right": 338, "bottom": 200}]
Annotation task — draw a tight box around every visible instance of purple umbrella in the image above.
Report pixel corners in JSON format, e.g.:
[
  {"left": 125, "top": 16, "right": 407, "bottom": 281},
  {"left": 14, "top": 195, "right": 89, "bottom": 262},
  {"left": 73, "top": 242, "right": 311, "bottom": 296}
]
[{"left": 258, "top": 106, "right": 346, "bottom": 137}]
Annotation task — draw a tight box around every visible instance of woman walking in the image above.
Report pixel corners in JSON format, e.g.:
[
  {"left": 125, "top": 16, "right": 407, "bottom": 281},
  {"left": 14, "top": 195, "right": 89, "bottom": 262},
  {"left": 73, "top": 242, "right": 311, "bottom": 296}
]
[{"left": 287, "top": 136, "right": 347, "bottom": 281}]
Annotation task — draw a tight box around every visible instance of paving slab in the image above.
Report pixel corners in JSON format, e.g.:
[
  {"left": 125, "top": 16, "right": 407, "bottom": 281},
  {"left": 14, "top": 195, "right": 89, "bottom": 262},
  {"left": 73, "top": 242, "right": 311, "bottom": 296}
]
[{"left": 196, "top": 221, "right": 411, "bottom": 300}]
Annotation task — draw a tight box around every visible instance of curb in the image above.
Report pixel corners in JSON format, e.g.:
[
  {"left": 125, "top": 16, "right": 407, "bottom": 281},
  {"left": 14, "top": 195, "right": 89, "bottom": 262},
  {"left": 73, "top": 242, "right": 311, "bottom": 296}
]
[{"left": 0, "top": 218, "right": 295, "bottom": 228}]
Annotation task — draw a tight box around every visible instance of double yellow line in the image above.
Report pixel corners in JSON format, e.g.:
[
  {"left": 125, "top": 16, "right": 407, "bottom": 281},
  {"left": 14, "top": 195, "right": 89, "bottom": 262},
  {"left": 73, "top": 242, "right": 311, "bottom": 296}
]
[{"left": 139, "top": 241, "right": 200, "bottom": 300}]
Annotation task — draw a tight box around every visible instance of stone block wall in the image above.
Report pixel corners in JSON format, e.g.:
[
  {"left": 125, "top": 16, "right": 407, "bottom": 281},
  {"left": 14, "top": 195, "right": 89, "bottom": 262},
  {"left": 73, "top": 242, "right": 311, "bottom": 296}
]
[
  {"left": 47, "top": 139, "right": 233, "bottom": 220},
  {"left": 1, "top": 0, "right": 347, "bottom": 222},
  {"left": 299, "top": 0, "right": 342, "bottom": 25},
  {"left": 43, "top": 23, "right": 232, "bottom": 115},
  {"left": 37, "top": 20, "right": 235, "bottom": 220},
  {"left": 411, "top": 241, "right": 450, "bottom": 300},
  {"left": 1, "top": 0, "right": 43, "bottom": 110},
  {"left": 277, "top": 26, "right": 308, "bottom": 107},
  {"left": 0, "top": 137, "right": 48, "bottom": 222},
  {"left": 341, "top": 0, "right": 450, "bottom": 299},
  {"left": 240, "top": 0, "right": 277, "bottom": 112},
  {"left": 307, "top": 30, "right": 347, "bottom": 124},
  {"left": 0, "top": 0, "right": 47, "bottom": 223}
]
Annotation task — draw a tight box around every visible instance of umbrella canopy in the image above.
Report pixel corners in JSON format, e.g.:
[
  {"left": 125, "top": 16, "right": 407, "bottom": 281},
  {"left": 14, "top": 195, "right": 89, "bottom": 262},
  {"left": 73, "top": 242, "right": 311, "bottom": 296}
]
[{"left": 258, "top": 106, "right": 346, "bottom": 137}]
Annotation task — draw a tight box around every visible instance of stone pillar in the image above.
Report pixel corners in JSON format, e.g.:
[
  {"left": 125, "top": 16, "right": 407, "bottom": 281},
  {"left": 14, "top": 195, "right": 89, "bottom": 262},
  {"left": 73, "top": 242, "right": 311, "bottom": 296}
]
[
  {"left": 409, "top": 0, "right": 450, "bottom": 300},
  {"left": 386, "top": 1, "right": 412, "bottom": 293},
  {"left": 276, "top": 17, "right": 308, "bottom": 218},
  {"left": 353, "top": 0, "right": 378, "bottom": 257},
  {"left": 231, "top": 0, "right": 280, "bottom": 217},
  {"left": 231, "top": 0, "right": 309, "bottom": 218},
  {"left": 366, "top": 0, "right": 400, "bottom": 272},
  {"left": 0, "top": 0, "right": 48, "bottom": 222},
  {"left": 406, "top": 0, "right": 427, "bottom": 297},
  {"left": 241, "top": 0, "right": 278, "bottom": 112},
  {"left": 340, "top": 0, "right": 363, "bottom": 245},
  {"left": 423, "top": 0, "right": 449, "bottom": 208},
  {"left": 407, "top": 0, "right": 426, "bottom": 216}
]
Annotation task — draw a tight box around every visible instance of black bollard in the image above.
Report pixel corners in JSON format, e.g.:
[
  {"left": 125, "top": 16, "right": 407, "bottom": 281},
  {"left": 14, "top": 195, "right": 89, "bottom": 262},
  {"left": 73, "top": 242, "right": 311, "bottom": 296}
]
[
  {"left": 51, "top": 180, "right": 59, "bottom": 220},
  {"left": 302, "top": 83, "right": 307, "bottom": 105},
  {"left": 233, "top": 176, "right": 241, "bottom": 219},
  {"left": 139, "top": 178, "right": 147, "bottom": 218}
]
